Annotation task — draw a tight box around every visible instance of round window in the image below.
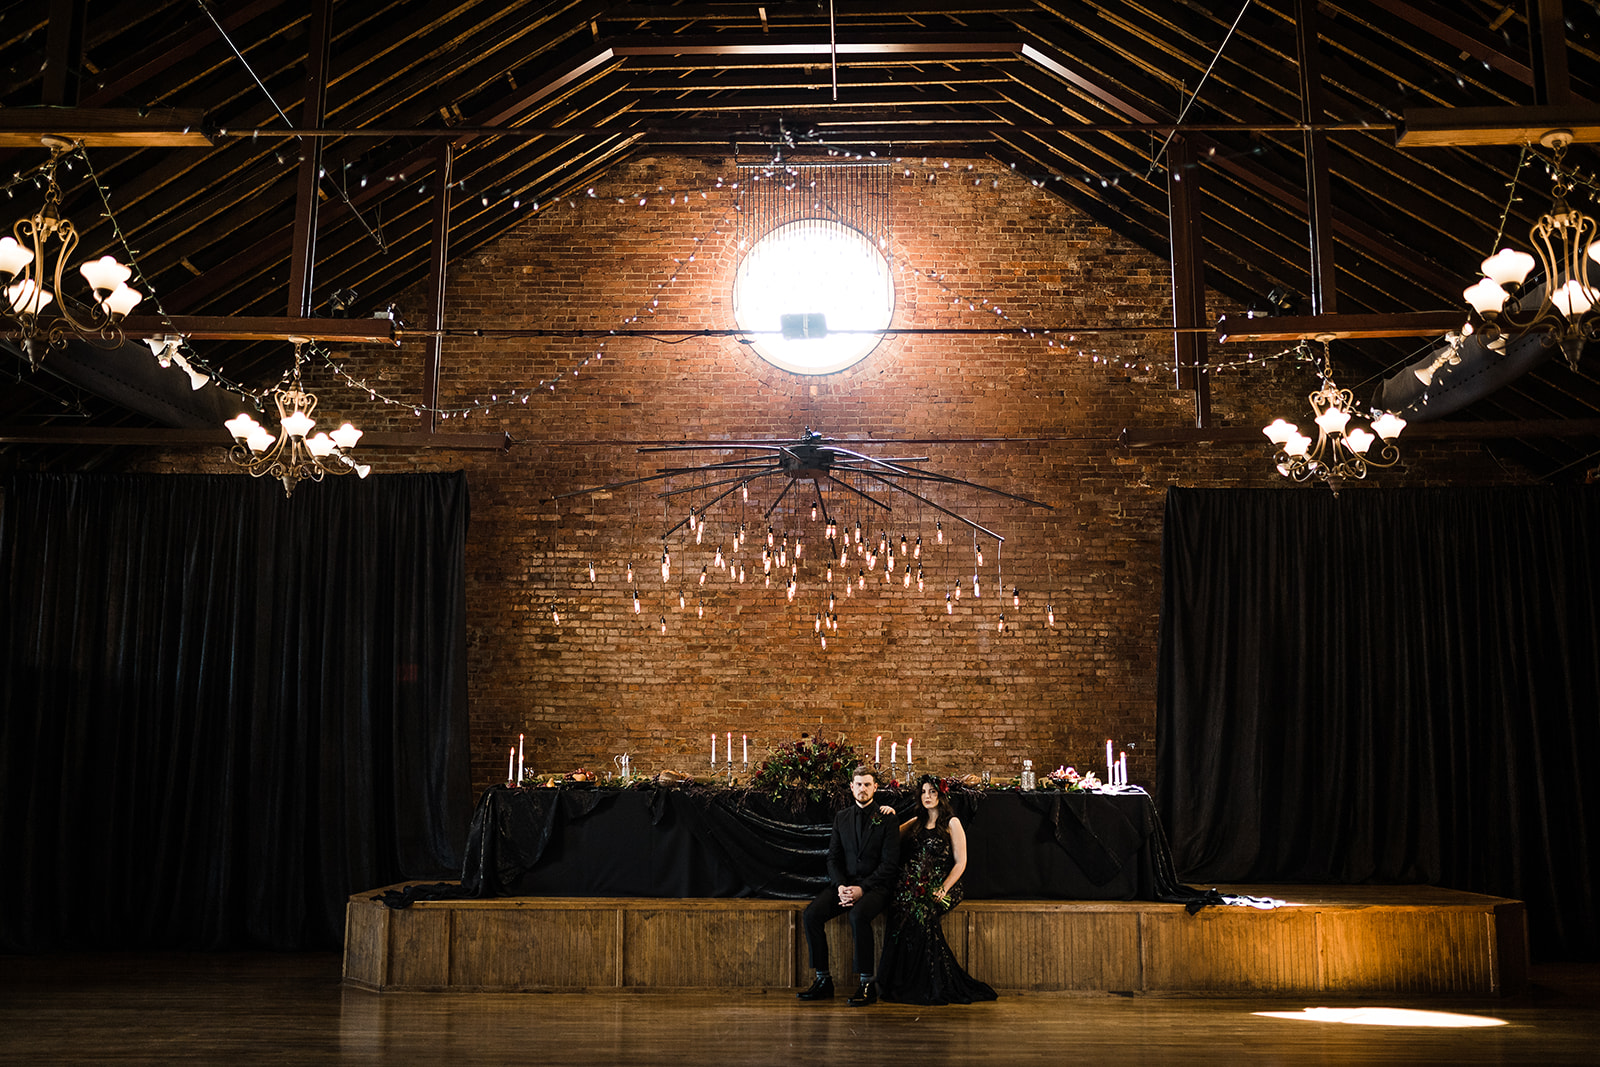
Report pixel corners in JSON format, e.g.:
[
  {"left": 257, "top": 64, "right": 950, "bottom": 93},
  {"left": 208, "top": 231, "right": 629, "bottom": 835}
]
[{"left": 731, "top": 219, "right": 894, "bottom": 375}]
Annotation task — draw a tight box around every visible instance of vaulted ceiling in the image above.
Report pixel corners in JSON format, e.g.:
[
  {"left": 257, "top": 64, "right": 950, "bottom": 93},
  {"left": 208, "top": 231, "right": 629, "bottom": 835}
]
[{"left": 4, "top": 0, "right": 1600, "bottom": 478}]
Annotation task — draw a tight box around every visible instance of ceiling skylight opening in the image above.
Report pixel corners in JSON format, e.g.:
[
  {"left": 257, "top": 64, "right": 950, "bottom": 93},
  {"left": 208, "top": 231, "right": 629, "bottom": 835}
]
[{"left": 732, "top": 218, "right": 894, "bottom": 375}]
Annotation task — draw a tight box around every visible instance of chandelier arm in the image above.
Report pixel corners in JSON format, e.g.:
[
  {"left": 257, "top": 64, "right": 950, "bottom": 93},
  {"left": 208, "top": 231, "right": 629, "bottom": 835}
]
[
  {"left": 546, "top": 466, "right": 714, "bottom": 501},
  {"left": 820, "top": 471, "right": 893, "bottom": 511},
  {"left": 636, "top": 443, "right": 788, "bottom": 454},
  {"left": 658, "top": 470, "right": 784, "bottom": 540},
  {"left": 838, "top": 462, "right": 1056, "bottom": 510},
  {"left": 651, "top": 458, "right": 779, "bottom": 476},
  {"left": 657, "top": 471, "right": 771, "bottom": 498},
  {"left": 852, "top": 469, "right": 1006, "bottom": 542},
  {"left": 812, "top": 480, "right": 831, "bottom": 528},
  {"left": 763, "top": 477, "right": 799, "bottom": 519}
]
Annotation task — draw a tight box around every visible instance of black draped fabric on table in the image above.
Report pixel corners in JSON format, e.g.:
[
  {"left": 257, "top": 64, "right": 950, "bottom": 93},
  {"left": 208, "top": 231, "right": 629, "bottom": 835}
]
[
  {"left": 0, "top": 472, "right": 473, "bottom": 951},
  {"left": 382, "top": 781, "right": 1200, "bottom": 907},
  {"left": 1157, "top": 487, "right": 1600, "bottom": 961}
]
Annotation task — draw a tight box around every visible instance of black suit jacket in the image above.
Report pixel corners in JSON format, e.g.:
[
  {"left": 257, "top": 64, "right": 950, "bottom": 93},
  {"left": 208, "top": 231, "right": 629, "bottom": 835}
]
[{"left": 826, "top": 803, "right": 901, "bottom": 893}]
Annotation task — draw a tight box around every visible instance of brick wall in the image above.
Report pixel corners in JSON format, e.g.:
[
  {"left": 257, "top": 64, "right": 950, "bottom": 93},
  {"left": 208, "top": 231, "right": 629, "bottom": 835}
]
[{"left": 135, "top": 155, "right": 1532, "bottom": 795}]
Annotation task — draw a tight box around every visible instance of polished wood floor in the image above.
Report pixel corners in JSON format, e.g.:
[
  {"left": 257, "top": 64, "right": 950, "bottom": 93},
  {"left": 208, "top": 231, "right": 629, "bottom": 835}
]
[{"left": 2, "top": 952, "right": 1597, "bottom": 1065}]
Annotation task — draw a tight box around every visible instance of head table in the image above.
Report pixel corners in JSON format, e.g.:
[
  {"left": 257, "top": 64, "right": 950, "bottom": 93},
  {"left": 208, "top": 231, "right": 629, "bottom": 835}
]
[{"left": 387, "top": 781, "right": 1207, "bottom": 907}]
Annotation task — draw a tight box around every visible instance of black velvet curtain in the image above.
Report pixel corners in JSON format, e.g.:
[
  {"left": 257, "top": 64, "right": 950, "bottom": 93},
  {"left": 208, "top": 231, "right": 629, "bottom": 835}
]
[
  {"left": 0, "top": 472, "right": 472, "bottom": 951},
  {"left": 1157, "top": 487, "right": 1600, "bottom": 961}
]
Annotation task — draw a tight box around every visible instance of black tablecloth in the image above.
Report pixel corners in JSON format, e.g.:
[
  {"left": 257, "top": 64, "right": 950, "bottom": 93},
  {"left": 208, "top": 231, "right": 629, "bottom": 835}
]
[{"left": 383, "top": 783, "right": 1204, "bottom": 907}]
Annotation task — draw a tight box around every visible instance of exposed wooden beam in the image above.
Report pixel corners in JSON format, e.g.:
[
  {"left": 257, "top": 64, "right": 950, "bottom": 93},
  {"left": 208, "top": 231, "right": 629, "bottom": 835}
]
[
  {"left": 1395, "top": 105, "right": 1600, "bottom": 147},
  {"left": 1214, "top": 312, "right": 1464, "bottom": 342},
  {"left": 0, "top": 107, "right": 213, "bottom": 146},
  {"left": 0, "top": 427, "right": 511, "bottom": 450},
  {"left": 1120, "top": 419, "right": 1600, "bottom": 448},
  {"left": 112, "top": 316, "right": 397, "bottom": 343}
]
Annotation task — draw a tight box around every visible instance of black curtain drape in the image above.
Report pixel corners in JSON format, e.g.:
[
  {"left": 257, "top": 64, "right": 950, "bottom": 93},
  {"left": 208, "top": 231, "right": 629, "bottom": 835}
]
[
  {"left": 0, "top": 472, "right": 472, "bottom": 951},
  {"left": 1157, "top": 487, "right": 1599, "bottom": 961}
]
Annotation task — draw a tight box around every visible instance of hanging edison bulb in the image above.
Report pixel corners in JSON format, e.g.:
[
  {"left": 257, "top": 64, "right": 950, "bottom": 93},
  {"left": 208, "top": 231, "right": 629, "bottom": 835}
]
[
  {"left": 917, "top": 567, "right": 925, "bottom": 592},
  {"left": 696, "top": 523, "right": 703, "bottom": 545},
  {"left": 976, "top": 542, "right": 984, "bottom": 566},
  {"left": 661, "top": 549, "right": 671, "bottom": 581},
  {"left": 700, "top": 565, "right": 708, "bottom": 585},
  {"left": 878, "top": 532, "right": 887, "bottom": 556},
  {"left": 855, "top": 520, "right": 862, "bottom": 544},
  {"left": 815, "top": 613, "right": 823, "bottom": 633},
  {"left": 588, "top": 561, "right": 596, "bottom": 582},
  {"left": 767, "top": 526, "right": 775, "bottom": 547},
  {"left": 787, "top": 578, "right": 796, "bottom": 602},
  {"left": 997, "top": 613, "right": 1006, "bottom": 633},
  {"left": 714, "top": 545, "right": 724, "bottom": 568},
  {"left": 900, "top": 534, "right": 908, "bottom": 559},
  {"left": 765, "top": 573, "right": 771, "bottom": 588},
  {"left": 954, "top": 578, "right": 962, "bottom": 600},
  {"left": 763, "top": 549, "right": 772, "bottom": 573},
  {"left": 914, "top": 535, "right": 922, "bottom": 559},
  {"left": 867, "top": 550, "right": 877, "bottom": 570},
  {"left": 830, "top": 612, "right": 838, "bottom": 631},
  {"left": 660, "top": 615, "right": 667, "bottom": 635},
  {"left": 828, "top": 591, "right": 836, "bottom": 612},
  {"left": 697, "top": 597, "right": 704, "bottom": 618},
  {"left": 840, "top": 544, "right": 848, "bottom": 567},
  {"left": 936, "top": 521, "right": 944, "bottom": 544},
  {"left": 973, "top": 572, "right": 981, "bottom": 598},
  {"left": 820, "top": 632, "right": 827, "bottom": 650},
  {"left": 739, "top": 564, "right": 746, "bottom": 583},
  {"left": 826, "top": 564, "right": 834, "bottom": 583},
  {"left": 847, "top": 579, "right": 854, "bottom": 597},
  {"left": 633, "top": 589, "right": 641, "bottom": 613},
  {"left": 552, "top": 608, "right": 561, "bottom": 625},
  {"left": 742, "top": 484, "right": 749, "bottom": 503},
  {"left": 857, "top": 569, "right": 865, "bottom": 589},
  {"left": 688, "top": 509, "right": 697, "bottom": 532},
  {"left": 627, "top": 562, "right": 634, "bottom": 583},
  {"left": 811, "top": 504, "right": 817, "bottom": 521},
  {"left": 679, "top": 589, "right": 686, "bottom": 609},
  {"left": 1013, "top": 587, "right": 1020, "bottom": 608},
  {"left": 887, "top": 547, "right": 894, "bottom": 570},
  {"left": 1047, "top": 602, "right": 1055, "bottom": 626},
  {"left": 796, "top": 539, "right": 803, "bottom": 559},
  {"left": 946, "top": 593, "right": 953, "bottom": 614}
]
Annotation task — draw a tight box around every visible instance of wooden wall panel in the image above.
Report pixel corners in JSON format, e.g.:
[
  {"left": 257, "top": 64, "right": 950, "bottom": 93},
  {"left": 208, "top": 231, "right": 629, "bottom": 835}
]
[
  {"left": 1142, "top": 908, "right": 1320, "bottom": 992},
  {"left": 342, "top": 901, "right": 388, "bottom": 989},
  {"left": 386, "top": 907, "right": 452, "bottom": 989},
  {"left": 968, "top": 906, "right": 1142, "bottom": 991},
  {"left": 451, "top": 906, "right": 618, "bottom": 989},
  {"left": 624, "top": 906, "right": 792, "bottom": 987},
  {"left": 1319, "top": 909, "right": 1492, "bottom": 994}
]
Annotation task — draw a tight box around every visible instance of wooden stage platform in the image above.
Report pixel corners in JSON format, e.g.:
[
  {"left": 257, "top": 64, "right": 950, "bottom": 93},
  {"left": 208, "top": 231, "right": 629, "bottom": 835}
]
[{"left": 343, "top": 884, "right": 1528, "bottom": 996}]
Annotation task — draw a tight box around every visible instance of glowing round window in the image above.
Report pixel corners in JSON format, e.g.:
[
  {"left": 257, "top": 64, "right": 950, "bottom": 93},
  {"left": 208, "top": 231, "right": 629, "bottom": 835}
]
[{"left": 732, "top": 219, "right": 893, "bottom": 375}]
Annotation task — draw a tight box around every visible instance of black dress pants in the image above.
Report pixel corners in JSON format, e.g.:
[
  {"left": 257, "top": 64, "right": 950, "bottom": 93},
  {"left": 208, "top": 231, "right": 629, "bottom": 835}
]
[{"left": 802, "top": 886, "right": 892, "bottom": 976}]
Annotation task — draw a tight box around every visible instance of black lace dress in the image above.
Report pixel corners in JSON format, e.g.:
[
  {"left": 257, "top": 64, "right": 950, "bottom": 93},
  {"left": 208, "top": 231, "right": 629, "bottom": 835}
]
[{"left": 876, "top": 823, "right": 999, "bottom": 1005}]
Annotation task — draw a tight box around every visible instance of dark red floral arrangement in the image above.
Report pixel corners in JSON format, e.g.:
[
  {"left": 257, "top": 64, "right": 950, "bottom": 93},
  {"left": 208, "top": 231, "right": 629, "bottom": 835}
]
[{"left": 748, "top": 734, "right": 864, "bottom": 807}]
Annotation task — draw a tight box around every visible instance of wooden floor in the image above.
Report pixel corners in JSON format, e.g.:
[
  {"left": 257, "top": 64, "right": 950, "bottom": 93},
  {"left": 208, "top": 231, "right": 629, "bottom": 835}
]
[
  {"left": 345, "top": 883, "right": 1529, "bottom": 996},
  {"left": 2, "top": 951, "right": 1597, "bottom": 1065}
]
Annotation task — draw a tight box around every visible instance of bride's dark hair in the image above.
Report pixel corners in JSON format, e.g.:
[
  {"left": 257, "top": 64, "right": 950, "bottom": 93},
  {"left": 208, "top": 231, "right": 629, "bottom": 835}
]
[{"left": 916, "top": 774, "right": 954, "bottom": 835}]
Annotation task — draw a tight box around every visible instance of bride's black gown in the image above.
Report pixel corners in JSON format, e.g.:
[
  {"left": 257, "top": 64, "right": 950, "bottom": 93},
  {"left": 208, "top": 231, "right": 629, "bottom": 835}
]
[{"left": 877, "top": 823, "right": 999, "bottom": 1005}]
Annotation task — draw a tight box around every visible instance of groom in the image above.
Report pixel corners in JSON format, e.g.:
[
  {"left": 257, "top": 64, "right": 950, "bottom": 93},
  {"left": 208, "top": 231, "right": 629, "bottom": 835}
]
[{"left": 798, "top": 765, "right": 900, "bottom": 1006}]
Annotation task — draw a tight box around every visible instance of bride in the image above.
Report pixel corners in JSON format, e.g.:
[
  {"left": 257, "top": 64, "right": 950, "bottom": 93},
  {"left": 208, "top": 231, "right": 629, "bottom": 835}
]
[{"left": 876, "top": 774, "right": 998, "bottom": 1005}]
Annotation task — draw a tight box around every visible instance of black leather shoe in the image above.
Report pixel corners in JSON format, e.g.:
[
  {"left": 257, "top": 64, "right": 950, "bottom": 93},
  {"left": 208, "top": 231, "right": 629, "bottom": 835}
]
[
  {"left": 797, "top": 975, "right": 834, "bottom": 1000},
  {"left": 847, "top": 980, "right": 878, "bottom": 1006}
]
